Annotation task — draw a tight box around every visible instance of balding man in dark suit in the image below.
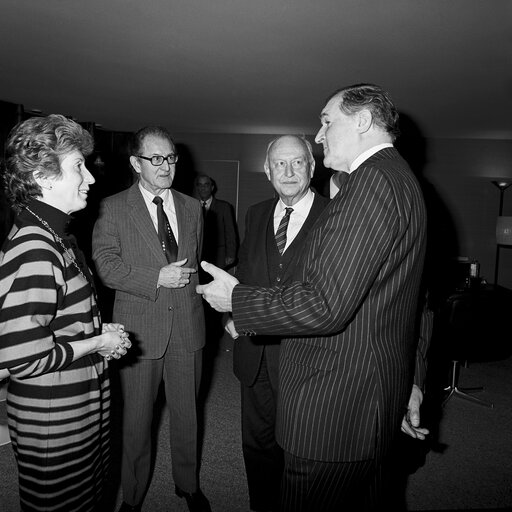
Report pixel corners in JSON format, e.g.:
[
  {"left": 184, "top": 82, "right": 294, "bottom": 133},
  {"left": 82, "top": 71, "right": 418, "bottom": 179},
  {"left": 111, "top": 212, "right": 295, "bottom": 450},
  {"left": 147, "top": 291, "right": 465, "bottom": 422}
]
[
  {"left": 227, "top": 135, "right": 329, "bottom": 512},
  {"left": 198, "top": 84, "right": 429, "bottom": 511}
]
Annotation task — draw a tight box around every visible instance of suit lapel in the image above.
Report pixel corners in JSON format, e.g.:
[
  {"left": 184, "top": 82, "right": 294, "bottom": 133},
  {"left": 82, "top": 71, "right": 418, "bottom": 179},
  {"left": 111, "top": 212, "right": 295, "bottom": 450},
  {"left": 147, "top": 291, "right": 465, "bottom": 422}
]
[
  {"left": 280, "top": 194, "right": 326, "bottom": 279},
  {"left": 127, "top": 184, "right": 167, "bottom": 263},
  {"left": 263, "top": 199, "right": 279, "bottom": 284},
  {"left": 285, "top": 194, "right": 325, "bottom": 254}
]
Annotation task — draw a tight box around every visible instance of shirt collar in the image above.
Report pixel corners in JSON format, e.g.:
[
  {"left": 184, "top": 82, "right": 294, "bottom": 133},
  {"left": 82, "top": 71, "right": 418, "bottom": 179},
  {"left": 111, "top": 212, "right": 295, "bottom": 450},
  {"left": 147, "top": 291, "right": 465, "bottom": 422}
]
[
  {"left": 275, "top": 188, "right": 314, "bottom": 217},
  {"left": 349, "top": 143, "right": 394, "bottom": 172},
  {"left": 138, "top": 182, "right": 171, "bottom": 204}
]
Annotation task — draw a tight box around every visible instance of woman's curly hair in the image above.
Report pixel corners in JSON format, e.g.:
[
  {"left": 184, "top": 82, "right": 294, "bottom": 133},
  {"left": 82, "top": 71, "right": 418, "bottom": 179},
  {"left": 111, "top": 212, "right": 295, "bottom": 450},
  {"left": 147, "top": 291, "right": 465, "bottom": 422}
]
[{"left": 3, "top": 114, "right": 94, "bottom": 212}]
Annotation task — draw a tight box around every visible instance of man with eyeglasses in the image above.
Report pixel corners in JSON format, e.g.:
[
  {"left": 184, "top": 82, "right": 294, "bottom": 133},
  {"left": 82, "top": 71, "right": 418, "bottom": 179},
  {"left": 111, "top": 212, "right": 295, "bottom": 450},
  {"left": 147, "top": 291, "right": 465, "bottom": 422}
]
[{"left": 92, "top": 126, "right": 211, "bottom": 512}]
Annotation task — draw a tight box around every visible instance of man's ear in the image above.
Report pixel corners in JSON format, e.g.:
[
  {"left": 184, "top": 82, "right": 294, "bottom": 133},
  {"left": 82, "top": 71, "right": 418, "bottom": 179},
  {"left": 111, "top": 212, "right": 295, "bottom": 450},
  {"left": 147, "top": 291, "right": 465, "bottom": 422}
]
[
  {"left": 309, "top": 160, "right": 316, "bottom": 178},
  {"left": 129, "top": 155, "right": 141, "bottom": 174},
  {"left": 357, "top": 109, "right": 373, "bottom": 134},
  {"left": 263, "top": 164, "right": 271, "bottom": 182}
]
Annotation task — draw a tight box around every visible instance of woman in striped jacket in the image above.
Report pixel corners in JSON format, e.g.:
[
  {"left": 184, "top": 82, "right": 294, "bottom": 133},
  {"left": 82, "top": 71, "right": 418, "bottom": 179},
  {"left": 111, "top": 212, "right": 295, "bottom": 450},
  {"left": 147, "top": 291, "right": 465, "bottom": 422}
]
[{"left": 0, "top": 114, "right": 131, "bottom": 511}]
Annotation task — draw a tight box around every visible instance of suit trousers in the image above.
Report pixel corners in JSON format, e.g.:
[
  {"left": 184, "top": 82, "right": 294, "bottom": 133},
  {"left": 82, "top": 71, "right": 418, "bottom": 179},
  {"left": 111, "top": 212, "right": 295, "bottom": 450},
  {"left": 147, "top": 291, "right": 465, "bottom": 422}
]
[
  {"left": 119, "top": 344, "right": 202, "bottom": 505},
  {"left": 281, "top": 452, "right": 379, "bottom": 512},
  {"left": 241, "top": 351, "right": 283, "bottom": 511}
]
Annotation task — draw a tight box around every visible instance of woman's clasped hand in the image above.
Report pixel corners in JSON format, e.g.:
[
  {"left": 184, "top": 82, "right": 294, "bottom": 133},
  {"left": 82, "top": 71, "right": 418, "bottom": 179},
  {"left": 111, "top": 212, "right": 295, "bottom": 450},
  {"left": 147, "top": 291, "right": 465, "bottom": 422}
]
[{"left": 101, "top": 323, "right": 132, "bottom": 361}]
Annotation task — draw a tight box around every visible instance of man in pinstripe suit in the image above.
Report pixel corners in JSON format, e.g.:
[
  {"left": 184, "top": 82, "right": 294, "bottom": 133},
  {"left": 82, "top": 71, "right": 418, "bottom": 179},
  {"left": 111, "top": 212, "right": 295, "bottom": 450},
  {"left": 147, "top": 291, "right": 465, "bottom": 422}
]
[
  {"left": 92, "top": 127, "right": 211, "bottom": 512},
  {"left": 198, "top": 84, "right": 429, "bottom": 511}
]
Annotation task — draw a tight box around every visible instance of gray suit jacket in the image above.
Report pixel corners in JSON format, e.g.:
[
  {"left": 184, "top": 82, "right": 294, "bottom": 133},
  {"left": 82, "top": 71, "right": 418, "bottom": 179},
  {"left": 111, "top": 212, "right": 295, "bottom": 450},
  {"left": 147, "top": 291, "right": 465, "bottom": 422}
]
[{"left": 92, "top": 183, "right": 205, "bottom": 358}]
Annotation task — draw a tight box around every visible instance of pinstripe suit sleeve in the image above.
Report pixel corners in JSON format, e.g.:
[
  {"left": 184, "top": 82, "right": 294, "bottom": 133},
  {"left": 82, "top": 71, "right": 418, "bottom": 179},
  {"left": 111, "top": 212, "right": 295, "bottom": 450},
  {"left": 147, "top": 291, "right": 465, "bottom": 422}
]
[
  {"left": 92, "top": 198, "right": 161, "bottom": 301},
  {"left": 232, "top": 165, "right": 419, "bottom": 337}
]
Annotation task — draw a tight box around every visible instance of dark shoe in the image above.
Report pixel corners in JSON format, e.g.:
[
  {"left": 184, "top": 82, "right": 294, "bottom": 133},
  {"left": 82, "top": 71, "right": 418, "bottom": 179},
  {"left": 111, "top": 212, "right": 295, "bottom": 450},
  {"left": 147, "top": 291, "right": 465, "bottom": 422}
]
[
  {"left": 175, "top": 486, "right": 212, "bottom": 512},
  {"left": 117, "top": 502, "right": 142, "bottom": 512}
]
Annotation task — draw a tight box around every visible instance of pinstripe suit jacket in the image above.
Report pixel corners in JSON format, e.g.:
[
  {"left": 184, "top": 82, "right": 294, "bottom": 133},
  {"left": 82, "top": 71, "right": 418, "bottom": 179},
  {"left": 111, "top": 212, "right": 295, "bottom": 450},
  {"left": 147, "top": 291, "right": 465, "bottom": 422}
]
[
  {"left": 233, "top": 192, "right": 330, "bottom": 386},
  {"left": 92, "top": 183, "right": 205, "bottom": 358},
  {"left": 232, "top": 148, "right": 427, "bottom": 462}
]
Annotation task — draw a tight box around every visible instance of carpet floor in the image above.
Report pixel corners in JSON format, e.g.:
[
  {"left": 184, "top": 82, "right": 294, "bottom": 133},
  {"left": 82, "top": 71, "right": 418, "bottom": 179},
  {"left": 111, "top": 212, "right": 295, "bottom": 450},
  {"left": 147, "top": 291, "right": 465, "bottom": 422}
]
[{"left": 1, "top": 336, "right": 511, "bottom": 511}]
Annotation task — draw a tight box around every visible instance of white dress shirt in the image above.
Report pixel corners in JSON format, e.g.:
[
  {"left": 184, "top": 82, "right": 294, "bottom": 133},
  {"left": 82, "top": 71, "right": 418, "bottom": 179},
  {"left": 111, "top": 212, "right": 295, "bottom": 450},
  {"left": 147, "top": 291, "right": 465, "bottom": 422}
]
[
  {"left": 138, "top": 183, "right": 179, "bottom": 244},
  {"left": 201, "top": 196, "right": 213, "bottom": 211},
  {"left": 273, "top": 188, "right": 315, "bottom": 253}
]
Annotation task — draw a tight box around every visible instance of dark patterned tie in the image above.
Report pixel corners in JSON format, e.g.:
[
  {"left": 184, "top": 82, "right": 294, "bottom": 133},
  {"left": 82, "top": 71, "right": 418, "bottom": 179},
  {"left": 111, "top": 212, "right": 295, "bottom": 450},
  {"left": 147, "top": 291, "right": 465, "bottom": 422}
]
[
  {"left": 153, "top": 196, "right": 178, "bottom": 262},
  {"left": 202, "top": 201, "right": 207, "bottom": 218},
  {"left": 275, "top": 207, "right": 293, "bottom": 255}
]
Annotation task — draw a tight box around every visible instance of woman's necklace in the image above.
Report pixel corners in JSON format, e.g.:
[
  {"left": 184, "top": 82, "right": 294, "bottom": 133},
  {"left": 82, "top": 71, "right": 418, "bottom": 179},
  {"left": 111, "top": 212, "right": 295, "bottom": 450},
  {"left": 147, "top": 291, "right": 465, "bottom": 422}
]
[{"left": 25, "top": 206, "right": 86, "bottom": 281}]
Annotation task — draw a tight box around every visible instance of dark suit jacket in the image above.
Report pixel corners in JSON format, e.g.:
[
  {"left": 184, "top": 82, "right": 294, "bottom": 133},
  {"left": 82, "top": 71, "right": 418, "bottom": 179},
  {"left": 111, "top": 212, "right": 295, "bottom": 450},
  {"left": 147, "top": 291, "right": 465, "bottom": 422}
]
[
  {"left": 233, "top": 192, "right": 330, "bottom": 387},
  {"left": 92, "top": 183, "right": 205, "bottom": 358},
  {"left": 232, "top": 147, "right": 427, "bottom": 463},
  {"left": 202, "top": 197, "right": 238, "bottom": 269}
]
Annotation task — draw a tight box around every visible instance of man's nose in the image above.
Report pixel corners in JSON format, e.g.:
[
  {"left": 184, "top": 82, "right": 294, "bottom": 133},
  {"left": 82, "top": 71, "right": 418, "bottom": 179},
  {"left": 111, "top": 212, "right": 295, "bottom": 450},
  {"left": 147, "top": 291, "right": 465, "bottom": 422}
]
[
  {"left": 315, "top": 126, "right": 325, "bottom": 144},
  {"left": 284, "top": 163, "right": 294, "bottom": 177}
]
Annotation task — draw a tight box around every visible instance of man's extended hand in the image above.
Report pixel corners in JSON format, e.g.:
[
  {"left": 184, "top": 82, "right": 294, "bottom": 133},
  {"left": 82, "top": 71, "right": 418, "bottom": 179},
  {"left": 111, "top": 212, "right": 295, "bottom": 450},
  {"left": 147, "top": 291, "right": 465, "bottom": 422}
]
[
  {"left": 196, "top": 261, "right": 239, "bottom": 312},
  {"left": 401, "top": 384, "right": 429, "bottom": 440},
  {"left": 158, "top": 258, "right": 197, "bottom": 288}
]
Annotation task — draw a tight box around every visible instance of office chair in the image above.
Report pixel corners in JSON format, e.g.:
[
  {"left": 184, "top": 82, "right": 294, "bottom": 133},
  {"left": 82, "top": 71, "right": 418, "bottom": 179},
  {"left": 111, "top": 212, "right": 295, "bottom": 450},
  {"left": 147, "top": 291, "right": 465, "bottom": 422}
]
[{"left": 441, "top": 289, "right": 494, "bottom": 408}]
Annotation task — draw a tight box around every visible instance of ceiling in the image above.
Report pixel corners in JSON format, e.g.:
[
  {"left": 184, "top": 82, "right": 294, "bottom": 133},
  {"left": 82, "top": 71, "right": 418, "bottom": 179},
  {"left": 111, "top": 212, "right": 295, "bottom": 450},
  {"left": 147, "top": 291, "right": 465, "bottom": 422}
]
[{"left": 0, "top": 0, "right": 511, "bottom": 139}]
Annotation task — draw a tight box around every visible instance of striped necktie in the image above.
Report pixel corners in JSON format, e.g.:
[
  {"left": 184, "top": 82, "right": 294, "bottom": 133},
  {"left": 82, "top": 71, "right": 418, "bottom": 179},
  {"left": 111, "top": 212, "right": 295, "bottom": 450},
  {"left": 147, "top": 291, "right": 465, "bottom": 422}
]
[
  {"left": 275, "top": 207, "right": 293, "bottom": 255},
  {"left": 153, "top": 196, "right": 178, "bottom": 262}
]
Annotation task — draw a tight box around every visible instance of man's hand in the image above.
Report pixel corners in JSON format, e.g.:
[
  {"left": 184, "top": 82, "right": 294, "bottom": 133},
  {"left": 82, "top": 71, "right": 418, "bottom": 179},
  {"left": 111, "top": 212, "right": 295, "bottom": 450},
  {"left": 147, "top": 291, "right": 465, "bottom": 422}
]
[
  {"left": 158, "top": 258, "right": 197, "bottom": 288},
  {"left": 196, "top": 261, "right": 239, "bottom": 312},
  {"left": 401, "top": 384, "right": 429, "bottom": 440}
]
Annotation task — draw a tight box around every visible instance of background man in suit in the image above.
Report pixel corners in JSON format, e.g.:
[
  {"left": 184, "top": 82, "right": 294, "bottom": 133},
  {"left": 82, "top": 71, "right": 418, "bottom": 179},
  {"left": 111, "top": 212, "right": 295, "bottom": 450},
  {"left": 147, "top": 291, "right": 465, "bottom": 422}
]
[
  {"left": 92, "top": 127, "right": 211, "bottom": 512},
  {"left": 195, "top": 174, "right": 239, "bottom": 352},
  {"left": 197, "top": 83, "right": 429, "bottom": 511},
  {"left": 225, "top": 135, "right": 330, "bottom": 512},
  {"left": 194, "top": 174, "right": 238, "bottom": 279}
]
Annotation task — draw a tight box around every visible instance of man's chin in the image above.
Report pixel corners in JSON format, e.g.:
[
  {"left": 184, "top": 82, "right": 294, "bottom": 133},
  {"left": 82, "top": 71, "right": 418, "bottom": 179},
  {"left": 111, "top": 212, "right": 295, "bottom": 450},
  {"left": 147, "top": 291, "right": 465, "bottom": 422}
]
[{"left": 160, "top": 178, "right": 173, "bottom": 188}]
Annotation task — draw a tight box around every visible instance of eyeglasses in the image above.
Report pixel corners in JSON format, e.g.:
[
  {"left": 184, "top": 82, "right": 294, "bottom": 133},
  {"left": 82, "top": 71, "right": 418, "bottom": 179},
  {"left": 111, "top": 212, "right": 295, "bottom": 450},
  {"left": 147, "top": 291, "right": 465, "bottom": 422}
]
[{"left": 137, "top": 154, "right": 179, "bottom": 166}]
